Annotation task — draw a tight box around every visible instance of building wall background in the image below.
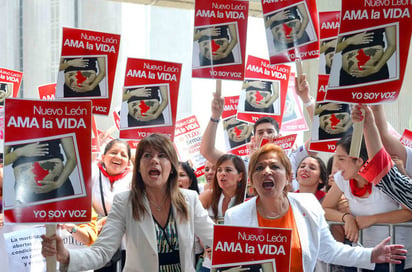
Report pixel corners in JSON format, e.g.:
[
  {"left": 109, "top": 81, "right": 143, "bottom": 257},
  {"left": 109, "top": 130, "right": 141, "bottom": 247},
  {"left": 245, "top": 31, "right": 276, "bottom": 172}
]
[{"left": 0, "top": 0, "right": 411, "bottom": 145}]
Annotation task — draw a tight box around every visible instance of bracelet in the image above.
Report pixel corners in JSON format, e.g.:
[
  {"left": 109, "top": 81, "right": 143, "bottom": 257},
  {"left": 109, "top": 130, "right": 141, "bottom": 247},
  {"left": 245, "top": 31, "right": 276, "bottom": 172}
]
[
  {"left": 69, "top": 226, "right": 78, "bottom": 234},
  {"left": 210, "top": 117, "right": 220, "bottom": 123},
  {"left": 303, "top": 98, "right": 314, "bottom": 107},
  {"left": 341, "top": 212, "right": 351, "bottom": 223}
]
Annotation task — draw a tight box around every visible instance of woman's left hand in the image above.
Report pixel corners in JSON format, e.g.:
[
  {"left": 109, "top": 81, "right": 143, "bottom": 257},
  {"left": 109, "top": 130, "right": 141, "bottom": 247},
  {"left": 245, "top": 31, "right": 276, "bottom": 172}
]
[{"left": 355, "top": 215, "right": 375, "bottom": 229}]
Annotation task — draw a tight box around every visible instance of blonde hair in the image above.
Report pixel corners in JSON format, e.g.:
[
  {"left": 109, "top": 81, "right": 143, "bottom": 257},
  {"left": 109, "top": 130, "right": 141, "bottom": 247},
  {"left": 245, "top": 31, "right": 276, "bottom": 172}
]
[{"left": 248, "top": 144, "right": 292, "bottom": 191}]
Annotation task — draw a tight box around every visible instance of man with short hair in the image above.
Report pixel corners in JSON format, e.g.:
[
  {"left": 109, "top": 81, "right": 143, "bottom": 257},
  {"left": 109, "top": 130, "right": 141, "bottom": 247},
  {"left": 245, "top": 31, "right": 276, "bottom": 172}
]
[{"left": 200, "top": 74, "right": 315, "bottom": 191}]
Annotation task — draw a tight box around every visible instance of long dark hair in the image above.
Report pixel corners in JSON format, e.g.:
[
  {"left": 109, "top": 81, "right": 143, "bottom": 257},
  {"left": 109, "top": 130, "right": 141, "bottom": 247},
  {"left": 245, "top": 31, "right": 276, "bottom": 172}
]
[
  {"left": 336, "top": 134, "right": 368, "bottom": 163},
  {"left": 296, "top": 155, "right": 328, "bottom": 191},
  {"left": 103, "top": 139, "right": 131, "bottom": 159},
  {"left": 129, "top": 134, "right": 188, "bottom": 222},
  {"left": 179, "top": 161, "right": 199, "bottom": 193},
  {"left": 211, "top": 154, "right": 247, "bottom": 221}
]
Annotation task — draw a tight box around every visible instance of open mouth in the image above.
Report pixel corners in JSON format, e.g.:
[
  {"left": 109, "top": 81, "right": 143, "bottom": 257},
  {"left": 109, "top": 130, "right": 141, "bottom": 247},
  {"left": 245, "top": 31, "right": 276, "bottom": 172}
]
[
  {"left": 262, "top": 180, "right": 274, "bottom": 189},
  {"left": 111, "top": 160, "right": 121, "bottom": 166},
  {"left": 149, "top": 169, "right": 161, "bottom": 177}
]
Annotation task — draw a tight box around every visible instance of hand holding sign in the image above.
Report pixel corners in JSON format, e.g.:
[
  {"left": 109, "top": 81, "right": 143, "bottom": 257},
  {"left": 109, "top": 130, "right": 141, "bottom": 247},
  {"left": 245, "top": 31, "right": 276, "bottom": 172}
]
[
  {"left": 42, "top": 227, "right": 70, "bottom": 270},
  {"left": 349, "top": 104, "right": 365, "bottom": 158},
  {"left": 211, "top": 83, "right": 224, "bottom": 121}
]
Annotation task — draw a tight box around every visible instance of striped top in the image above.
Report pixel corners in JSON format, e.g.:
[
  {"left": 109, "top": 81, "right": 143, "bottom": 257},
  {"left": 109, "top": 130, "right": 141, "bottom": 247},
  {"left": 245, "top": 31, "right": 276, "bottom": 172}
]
[{"left": 154, "top": 209, "right": 181, "bottom": 272}]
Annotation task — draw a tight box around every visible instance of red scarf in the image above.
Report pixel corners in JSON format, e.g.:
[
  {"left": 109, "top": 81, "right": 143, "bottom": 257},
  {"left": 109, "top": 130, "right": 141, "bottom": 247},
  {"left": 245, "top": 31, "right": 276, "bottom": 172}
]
[
  {"left": 98, "top": 163, "right": 131, "bottom": 185},
  {"left": 349, "top": 179, "right": 372, "bottom": 197}
]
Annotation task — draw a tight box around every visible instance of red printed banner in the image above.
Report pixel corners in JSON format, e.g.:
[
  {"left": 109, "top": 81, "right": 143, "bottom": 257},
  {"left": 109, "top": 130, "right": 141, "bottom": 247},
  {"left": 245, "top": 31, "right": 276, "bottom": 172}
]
[
  {"left": 237, "top": 56, "right": 290, "bottom": 127},
  {"left": 119, "top": 58, "right": 181, "bottom": 142},
  {"left": 280, "top": 72, "right": 308, "bottom": 133},
  {"left": 0, "top": 67, "right": 23, "bottom": 102},
  {"left": 326, "top": 1, "right": 412, "bottom": 104},
  {"left": 400, "top": 129, "right": 412, "bottom": 149},
  {"left": 260, "top": 134, "right": 297, "bottom": 151},
  {"left": 38, "top": 83, "right": 56, "bottom": 100},
  {"left": 222, "top": 95, "right": 253, "bottom": 157},
  {"left": 56, "top": 27, "right": 120, "bottom": 115},
  {"left": 91, "top": 116, "right": 99, "bottom": 153},
  {"left": 212, "top": 225, "right": 292, "bottom": 271},
  {"left": 174, "top": 115, "right": 206, "bottom": 177},
  {"left": 3, "top": 99, "right": 92, "bottom": 223},
  {"left": 309, "top": 102, "right": 353, "bottom": 153},
  {"left": 0, "top": 67, "right": 22, "bottom": 153},
  {"left": 316, "top": 11, "right": 340, "bottom": 101},
  {"left": 262, "top": 0, "right": 320, "bottom": 65},
  {"left": 309, "top": 11, "right": 353, "bottom": 153},
  {"left": 192, "top": 0, "right": 248, "bottom": 80}
]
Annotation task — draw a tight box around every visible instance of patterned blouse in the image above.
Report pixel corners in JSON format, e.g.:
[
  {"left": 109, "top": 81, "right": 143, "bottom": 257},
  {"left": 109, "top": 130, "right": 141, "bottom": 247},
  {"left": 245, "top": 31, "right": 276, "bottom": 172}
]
[{"left": 154, "top": 209, "right": 181, "bottom": 272}]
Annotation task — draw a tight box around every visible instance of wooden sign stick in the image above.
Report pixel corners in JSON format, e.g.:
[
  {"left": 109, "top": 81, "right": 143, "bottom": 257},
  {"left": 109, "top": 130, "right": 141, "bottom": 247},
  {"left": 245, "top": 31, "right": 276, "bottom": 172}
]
[
  {"left": 216, "top": 79, "right": 222, "bottom": 97},
  {"left": 349, "top": 109, "right": 365, "bottom": 158},
  {"left": 46, "top": 224, "right": 57, "bottom": 272}
]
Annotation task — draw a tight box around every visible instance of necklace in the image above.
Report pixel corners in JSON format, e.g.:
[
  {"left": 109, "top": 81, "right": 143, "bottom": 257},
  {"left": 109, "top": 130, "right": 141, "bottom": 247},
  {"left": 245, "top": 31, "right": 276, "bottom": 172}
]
[{"left": 148, "top": 195, "right": 168, "bottom": 212}]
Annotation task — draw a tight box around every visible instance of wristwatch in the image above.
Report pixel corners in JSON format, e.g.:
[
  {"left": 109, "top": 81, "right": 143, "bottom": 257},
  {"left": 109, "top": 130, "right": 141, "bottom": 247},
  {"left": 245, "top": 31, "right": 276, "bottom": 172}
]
[{"left": 69, "top": 226, "right": 78, "bottom": 234}]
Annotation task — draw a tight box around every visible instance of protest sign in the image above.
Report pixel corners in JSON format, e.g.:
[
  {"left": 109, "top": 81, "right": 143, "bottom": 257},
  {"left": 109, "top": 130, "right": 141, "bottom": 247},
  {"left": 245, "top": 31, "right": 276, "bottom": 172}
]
[
  {"left": 262, "top": 0, "right": 320, "bottom": 65},
  {"left": 236, "top": 56, "right": 290, "bottom": 127},
  {"left": 222, "top": 95, "right": 253, "bottom": 157},
  {"left": 38, "top": 83, "right": 56, "bottom": 100},
  {"left": 400, "top": 129, "right": 412, "bottom": 149},
  {"left": 309, "top": 102, "right": 353, "bottom": 153},
  {"left": 55, "top": 27, "right": 120, "bottom": 115},
  {"left": 309, "top": 11, "right": 353, "bottom": 153},
  {"left": 3, "top": 227, "right": 46, "bottom": 271},
  {"left": 280, "top": 72, "right": 308, "bottom": 133},
  {"left": 0, "top": 68, "right": 23, "bottom": 153},
  {"left": 91, "top": 116, "right": 99, "bottom": 153},
  {"left": 212, "top": 225, "right": 292, "bottom": 271},
  {"left": 192, "top": 0, "right": 248, "bottom": 80},
  {"left": 0, "top": 67, "right": 23, "bottom": 103},
  {"left": 260, "top": 134, "right": 297, "bottom": 152},
  {"left": 119, "top": 58, "right": 181, "bottom": 142},
  {"left": 3, "top": 99, "right": 92, "bottom": 223},
  {"left": 174, "top": 115, "right": 206, "bottom": 177},
  {"left": 326, "top": 1, "right": 412, "bottom": 104},
  {"left": 316, "top": 11, "right": 340, "bottom": 100}
]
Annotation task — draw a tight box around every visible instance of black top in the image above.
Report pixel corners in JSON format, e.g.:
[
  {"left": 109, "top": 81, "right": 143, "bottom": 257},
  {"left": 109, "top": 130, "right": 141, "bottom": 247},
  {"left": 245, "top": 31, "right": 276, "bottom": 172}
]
[
  {"left": 270, "top": 6, "right": 301, "bottom": 29},
  {"left": 342, "top": 29, "right": 385, "bottom": 54},
  {"left": 198, "top": 25, "right": 230, "bottom": 43},
  {"left": 11, "top": 139, "right": 63, "bottom": 168}
]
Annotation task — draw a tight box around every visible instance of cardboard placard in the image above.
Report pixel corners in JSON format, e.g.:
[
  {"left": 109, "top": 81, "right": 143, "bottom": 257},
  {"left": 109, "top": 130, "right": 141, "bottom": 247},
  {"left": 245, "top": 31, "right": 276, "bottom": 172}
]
[{"left": 192, "top": 0, "right": 248, "bottom": 80}]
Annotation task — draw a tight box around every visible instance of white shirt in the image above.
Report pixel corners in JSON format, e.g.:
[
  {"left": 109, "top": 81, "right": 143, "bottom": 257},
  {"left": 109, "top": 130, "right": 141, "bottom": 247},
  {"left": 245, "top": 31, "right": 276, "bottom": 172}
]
[
  {"left": 91, "top": 163, "right": 132, "bottom": 218},
  {"left": 405, "top": 146, "right": 412, "bottom": 177},
  {"left": 334, "top": 173, "right": 410, "bottom": 250}
]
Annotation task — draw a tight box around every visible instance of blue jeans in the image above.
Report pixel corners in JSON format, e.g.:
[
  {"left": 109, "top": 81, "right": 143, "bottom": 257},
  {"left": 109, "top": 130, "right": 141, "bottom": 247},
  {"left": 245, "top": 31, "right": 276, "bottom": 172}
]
[{"left": 197, "top": 267, "right": 210, "bottom": 272}]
